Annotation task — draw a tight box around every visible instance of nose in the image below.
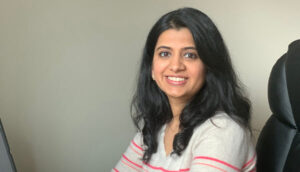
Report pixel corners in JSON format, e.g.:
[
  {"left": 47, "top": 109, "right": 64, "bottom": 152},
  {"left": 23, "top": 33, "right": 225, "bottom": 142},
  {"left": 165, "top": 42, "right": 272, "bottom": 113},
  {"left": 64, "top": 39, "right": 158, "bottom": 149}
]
[{"left": 169, "top": 55, "right": 185, "bottom": 72}]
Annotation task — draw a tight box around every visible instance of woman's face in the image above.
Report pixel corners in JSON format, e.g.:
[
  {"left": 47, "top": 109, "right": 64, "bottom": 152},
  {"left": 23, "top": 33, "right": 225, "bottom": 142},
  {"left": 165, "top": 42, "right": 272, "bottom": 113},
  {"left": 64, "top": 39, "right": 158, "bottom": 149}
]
[{"left": 152, "top": 28, "right": 206, "bottom": 104}]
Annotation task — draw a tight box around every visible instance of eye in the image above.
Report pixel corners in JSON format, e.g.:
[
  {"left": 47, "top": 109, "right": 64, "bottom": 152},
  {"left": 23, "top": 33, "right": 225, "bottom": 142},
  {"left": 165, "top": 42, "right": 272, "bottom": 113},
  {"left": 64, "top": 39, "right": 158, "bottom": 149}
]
[
  {"left": 159, "top": 51, "right": 171, "bottom": 57},
  {"left": 184, "top": 52, "right": 198, "bottom": 59}
]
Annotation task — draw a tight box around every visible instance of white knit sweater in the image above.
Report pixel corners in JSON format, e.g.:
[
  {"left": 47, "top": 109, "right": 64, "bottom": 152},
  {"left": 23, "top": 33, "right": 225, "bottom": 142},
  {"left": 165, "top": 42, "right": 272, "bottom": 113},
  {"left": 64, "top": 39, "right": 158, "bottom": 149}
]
[{"left": 113, "top": 112, "right": 256, "bottom": 172}]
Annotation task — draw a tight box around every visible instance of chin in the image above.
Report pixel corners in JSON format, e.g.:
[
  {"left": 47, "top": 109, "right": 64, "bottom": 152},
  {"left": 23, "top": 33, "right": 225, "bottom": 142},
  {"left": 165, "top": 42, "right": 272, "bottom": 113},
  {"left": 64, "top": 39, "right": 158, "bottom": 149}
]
[{"left": 167, "top": 94, "right": 189, "bottom": 101}]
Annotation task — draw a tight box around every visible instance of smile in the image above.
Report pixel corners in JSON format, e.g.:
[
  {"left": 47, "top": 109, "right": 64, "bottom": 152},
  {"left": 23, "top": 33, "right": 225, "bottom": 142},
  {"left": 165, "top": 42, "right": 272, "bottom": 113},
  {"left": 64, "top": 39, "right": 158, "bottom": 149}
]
[
  {"left": 167, "top": 76, "right": 186, "bottom": 81},
  {"left": 165, "top": 76, "right": 188, "bottom": 86}
]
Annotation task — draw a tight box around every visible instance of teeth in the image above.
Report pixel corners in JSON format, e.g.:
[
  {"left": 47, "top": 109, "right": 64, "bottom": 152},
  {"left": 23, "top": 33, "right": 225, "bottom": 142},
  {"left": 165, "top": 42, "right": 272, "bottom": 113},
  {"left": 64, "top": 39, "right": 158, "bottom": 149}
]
[{"left": 168, "top": 77, "right": 185, "bottom": 81}]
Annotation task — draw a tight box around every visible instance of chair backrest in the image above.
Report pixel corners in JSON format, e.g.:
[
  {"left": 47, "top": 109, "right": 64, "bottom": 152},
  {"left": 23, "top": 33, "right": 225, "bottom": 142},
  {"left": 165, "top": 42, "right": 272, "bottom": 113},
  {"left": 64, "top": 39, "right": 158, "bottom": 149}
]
[{"left": 256, "top": 40, "right": 300, "bottom": 172}]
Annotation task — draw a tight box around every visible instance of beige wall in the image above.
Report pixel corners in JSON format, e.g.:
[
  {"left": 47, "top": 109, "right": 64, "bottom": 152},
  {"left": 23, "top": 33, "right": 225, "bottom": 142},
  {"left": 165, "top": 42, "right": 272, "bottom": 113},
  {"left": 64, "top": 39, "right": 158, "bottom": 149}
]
[{"left": 0, "top": 0, "right": 300, "bottom": 171}]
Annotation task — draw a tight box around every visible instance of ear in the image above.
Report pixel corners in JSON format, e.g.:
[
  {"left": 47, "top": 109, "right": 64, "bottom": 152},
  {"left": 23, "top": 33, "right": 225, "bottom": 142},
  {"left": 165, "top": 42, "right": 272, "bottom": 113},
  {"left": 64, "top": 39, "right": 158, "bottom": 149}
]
[{"left": 152, "top": 70, "right": 155, "bottom": 80}]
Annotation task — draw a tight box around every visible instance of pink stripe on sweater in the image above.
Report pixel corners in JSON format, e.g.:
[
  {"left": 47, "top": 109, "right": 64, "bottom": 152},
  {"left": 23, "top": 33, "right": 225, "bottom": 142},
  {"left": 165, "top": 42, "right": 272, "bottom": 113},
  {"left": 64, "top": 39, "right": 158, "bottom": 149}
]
[
  {"left": 122, "top": 153, "right": 189, "bottom": 172},
  {"left": 122, "top": 154, "right": 142, "bottom": 168},
  {"left": 242, "top": 153, "right": 256, "bottom": 169},
  {"left": 113, "top": 168, "right": 119, "bottom": 172},
  {"left": 130, "top": 145, "right": 143, "bottom": 156},
  {"left": 131, "top": 140, "right": 144, "bottom": 151},
  {"left": 121, "top": 159, "right": 140, "bottom": 172},
  {"left": 194, "top": 156, "right": 240, "bottom": 171},
  {"left": 192, "top": 162, "right": 226, "bottom": 172},
  {"left": 143, "top": 162, "right": 189, "bottom": 172}
]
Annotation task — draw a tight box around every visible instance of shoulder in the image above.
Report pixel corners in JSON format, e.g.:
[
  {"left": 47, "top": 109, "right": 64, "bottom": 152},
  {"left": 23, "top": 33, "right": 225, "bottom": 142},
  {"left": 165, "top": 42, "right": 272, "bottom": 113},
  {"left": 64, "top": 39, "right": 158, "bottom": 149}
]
[
  {"left": 207, "top": 111, "right": 242, "bottom": 128},
  {"left": 190, "top": 111, "right": 253, "bottom": 153},
  {"left": 188, "top": 112, "right": 256, "bottom": 171},
  {"left": 193, "top": 111, "right": 249, "bottom": 138},
  {"left": 132, "top": 132, "right": 144, "bottom": 149}
]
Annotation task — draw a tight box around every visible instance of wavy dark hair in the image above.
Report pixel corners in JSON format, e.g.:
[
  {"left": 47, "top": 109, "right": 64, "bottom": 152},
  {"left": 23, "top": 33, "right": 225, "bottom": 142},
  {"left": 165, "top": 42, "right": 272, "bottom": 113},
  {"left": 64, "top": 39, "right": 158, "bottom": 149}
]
[{"left": 131, "top": 7, "right": 251, "bottom": 163}]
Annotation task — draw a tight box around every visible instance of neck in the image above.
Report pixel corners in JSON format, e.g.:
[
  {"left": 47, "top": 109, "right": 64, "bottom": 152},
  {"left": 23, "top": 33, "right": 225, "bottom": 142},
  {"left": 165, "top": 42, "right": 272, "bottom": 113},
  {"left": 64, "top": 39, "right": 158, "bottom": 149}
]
[{"left": 168, "top": 97, "right": 187, "bottom": 123}]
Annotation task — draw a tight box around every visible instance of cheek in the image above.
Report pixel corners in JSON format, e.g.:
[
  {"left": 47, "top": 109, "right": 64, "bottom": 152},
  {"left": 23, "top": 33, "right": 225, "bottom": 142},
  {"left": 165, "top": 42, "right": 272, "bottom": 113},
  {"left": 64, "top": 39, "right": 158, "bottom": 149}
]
[
  {"left": 191, "top": 64, "right": 206, "bottom": 83},
  {"left": 152, "top": 60, "right": 166, "bottom": 77},
  {"left": 197, "top": 68, "right": 205, "bottom": 78}
]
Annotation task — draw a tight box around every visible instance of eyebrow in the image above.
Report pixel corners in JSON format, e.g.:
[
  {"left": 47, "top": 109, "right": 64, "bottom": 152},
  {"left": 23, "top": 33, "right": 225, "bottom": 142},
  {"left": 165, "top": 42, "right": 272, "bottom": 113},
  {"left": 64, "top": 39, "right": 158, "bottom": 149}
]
[
  {"left": 155, "top": 46, "right": 171, "bottom": 51},
  {"left": 155, "top": 46, "right": 196, "bottom": 51},
  {"left": 183, "top": 46, "right": 196, "bottom": 50}
]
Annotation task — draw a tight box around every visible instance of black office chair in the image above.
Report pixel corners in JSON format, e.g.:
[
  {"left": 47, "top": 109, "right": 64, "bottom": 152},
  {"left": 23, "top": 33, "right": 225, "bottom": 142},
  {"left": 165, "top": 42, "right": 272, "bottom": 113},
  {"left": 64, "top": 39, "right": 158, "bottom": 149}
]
[{"left": 256, "top": 40, "right": 300, "bottom": 172}]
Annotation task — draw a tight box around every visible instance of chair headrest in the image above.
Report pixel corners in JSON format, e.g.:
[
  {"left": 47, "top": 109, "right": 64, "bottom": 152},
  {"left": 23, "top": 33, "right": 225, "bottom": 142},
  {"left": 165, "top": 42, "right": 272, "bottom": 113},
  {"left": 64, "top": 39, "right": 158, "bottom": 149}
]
[
  {"left": 268, "top": 39, "right": 300, "bottom": 128},
  {"left": 286, "top": 40, "right": 300, "bottom": 128}
]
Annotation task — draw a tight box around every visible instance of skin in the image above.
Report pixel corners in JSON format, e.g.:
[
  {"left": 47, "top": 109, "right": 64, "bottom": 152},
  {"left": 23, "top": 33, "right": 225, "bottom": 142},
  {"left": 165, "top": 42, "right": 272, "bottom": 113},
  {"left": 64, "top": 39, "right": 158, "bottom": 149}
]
[{"left": 151, "top": 28, "right": 206, "bottom": 156}]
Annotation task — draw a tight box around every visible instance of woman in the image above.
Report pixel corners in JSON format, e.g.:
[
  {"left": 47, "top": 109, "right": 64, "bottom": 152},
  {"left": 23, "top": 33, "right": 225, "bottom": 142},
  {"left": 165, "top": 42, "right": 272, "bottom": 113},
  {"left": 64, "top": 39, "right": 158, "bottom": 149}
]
[{"left": 113, "top": 7, "right": 256, "bottom": 172}]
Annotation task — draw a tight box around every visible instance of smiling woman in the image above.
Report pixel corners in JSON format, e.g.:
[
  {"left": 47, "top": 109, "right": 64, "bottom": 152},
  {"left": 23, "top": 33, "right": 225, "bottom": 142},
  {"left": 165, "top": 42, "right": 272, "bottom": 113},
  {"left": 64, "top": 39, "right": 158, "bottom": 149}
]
[
  {"left": 112, "top": 7, "right": 256, "bottom": 172},
  {"left": 152, "top": 28, "right": 206, "bottom": 114}
]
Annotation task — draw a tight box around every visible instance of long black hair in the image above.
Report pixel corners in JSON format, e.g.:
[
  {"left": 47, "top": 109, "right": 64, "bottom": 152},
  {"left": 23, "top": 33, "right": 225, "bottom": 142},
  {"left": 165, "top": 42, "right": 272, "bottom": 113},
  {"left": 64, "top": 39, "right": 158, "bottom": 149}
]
[{"left": 131, "top": 7, "right": 251, "bottom": 163}]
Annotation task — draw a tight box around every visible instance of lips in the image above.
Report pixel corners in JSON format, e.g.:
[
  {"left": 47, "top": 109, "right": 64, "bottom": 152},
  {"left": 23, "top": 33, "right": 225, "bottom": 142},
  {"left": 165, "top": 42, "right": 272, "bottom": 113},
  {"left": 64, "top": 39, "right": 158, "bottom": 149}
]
[{"left": 166, "top": 76, "right": 187, "bottom": 85}]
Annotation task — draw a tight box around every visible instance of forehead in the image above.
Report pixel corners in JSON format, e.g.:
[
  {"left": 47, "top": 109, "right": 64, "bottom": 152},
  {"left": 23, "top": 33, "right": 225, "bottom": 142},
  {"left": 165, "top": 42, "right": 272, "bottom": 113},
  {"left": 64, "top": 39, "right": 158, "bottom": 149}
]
[{"left": 155, "top": 28, "right": 195, "bottom": 48}]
